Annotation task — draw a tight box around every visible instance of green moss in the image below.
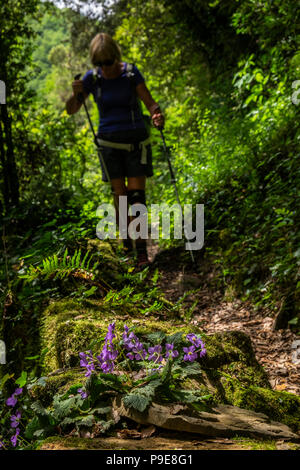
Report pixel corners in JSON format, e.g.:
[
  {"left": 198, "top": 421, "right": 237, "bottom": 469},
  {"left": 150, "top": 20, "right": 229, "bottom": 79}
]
[
  {"left": 37, "top": 436, "right": 117, "bottom": 450},
  {"left": 221, "top": 376, "right": 300, "bottom": 431},
  {"left": 86, "top": 238, "right": 123, "bottom": 282},
  {"left": 40, "top": 298, "right": 134, "bottom": 373},
  {"left": 232, "top": 437, "right": 278, "bottom": 450},
  {"left": 202, "top": 331, "right": 270, "bottom": 397},
  {"left": 29, "top": 369, "right": 86, "bottom": 407}
]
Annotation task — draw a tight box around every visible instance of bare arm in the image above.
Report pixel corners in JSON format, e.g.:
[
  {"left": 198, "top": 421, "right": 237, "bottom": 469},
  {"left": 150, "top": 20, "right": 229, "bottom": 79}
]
[
  {"left": 66, "top": 80, "right": 89, "bottom": 115},
  {"left": 136, "top": 82, "right": 164, "bottom": 128}
]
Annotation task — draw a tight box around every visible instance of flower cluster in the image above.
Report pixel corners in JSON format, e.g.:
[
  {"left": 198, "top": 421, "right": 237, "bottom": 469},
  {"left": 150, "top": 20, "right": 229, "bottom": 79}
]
[
  {"left": 79, "top": 323, "right": 119, "bottom": 379},
  {"left": 183, "top": 334, "right": 206, "bottom": 362},
  {"left": 79, "top": 350, "right": 95, "bottom": 377},
  {"left": 78, "top": 325, "right": 206, "bottom": 391},
  {"left": 4, "top": 388, "right": 23, "bottom": 448},
  {"left": 77, "top": 323, "right": 119, "bottom": 396},
  {"left": 97, "top": 322, "right": 119, "bottom": 373}
]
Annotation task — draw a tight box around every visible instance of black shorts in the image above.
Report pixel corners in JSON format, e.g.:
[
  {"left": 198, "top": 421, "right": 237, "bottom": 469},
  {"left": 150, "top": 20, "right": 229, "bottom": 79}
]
[{"left": 97, "top": 128, "right": 153, "bottom": 182}]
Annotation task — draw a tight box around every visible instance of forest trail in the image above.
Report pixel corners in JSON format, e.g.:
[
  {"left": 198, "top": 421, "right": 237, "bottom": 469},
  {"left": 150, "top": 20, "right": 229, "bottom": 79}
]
[{"left": 147, "top": 241, "right": 300, "bottom": 397}]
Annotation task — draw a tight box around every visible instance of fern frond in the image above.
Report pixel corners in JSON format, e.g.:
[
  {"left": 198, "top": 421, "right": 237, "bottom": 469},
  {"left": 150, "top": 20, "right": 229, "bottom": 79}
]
[{"left": 20, "top": 249, "right": 97, "bottom": 284}]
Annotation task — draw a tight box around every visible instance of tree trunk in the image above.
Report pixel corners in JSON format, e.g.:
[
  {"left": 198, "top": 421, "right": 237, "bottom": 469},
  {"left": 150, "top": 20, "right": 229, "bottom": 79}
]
[{"left": 0, "top": 104, "right": 19, "bottom": 210}]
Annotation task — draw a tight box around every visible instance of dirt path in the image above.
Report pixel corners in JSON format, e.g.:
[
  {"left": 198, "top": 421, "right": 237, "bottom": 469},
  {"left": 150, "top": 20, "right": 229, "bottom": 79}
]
[
  {"left": 148, "top": 241, "right": 300, "bottom": 396},
  {"left": 40, "top": 432, "right": 297, "bottom": 451}
]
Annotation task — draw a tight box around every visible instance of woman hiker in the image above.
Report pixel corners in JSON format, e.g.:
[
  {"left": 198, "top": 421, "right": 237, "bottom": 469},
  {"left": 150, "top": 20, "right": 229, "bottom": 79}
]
[{"left": 66, "top": 32, "right": 164, "bottom": 269}]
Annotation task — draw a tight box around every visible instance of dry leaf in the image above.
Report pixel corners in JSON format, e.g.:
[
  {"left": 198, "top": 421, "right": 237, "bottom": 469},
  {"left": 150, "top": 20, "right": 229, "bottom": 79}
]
[
  {"left": 111, "top": 408, "right": 120, "bottom": 424},
  {"left": 275, "top": 383, "right": 287, "bottom": 391},
  {"left": 141, "top": 425, "right": 156, "bottom": 439},
  {"left": 117, "top": 429, "right": 141, "bottom": 440}
]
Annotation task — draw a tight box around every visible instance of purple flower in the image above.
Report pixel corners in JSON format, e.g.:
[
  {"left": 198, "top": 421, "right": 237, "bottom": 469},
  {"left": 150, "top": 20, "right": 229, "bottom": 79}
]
[
  {"left": 183, "top": 346, "right": 198, "bottom": 362},
  {"left": 6, "top": 395, "right": 18, "bottom": 407},
  {"left": 186, "top": 334, "right": 204, "bottom": 348},
  {"left": 95, "top": 323, "right": 119, "bottom": 374},
  {"left": 10, "top": 428, "right": 20, "bottom": 447},
  {"left": 148, "top": 345, "right": 163, "bottom": 363},
  {"left": 79, "top": 350, "right": 97, "bottom": 376},
  {"left": 6, "top": 387, "right": 23, "bottom": 407},
  {"left": 106, "top": 323, "right": 116, "bottom": 342},
  {"left": 122, "top": 326, "right": 147, "bottom": 361},
  {"left": 100, "top": 361, "right": 114, "bottom": 373},
  {"left": 186, "top": 334, "right": 206, "bottom": 358},
  {"left": 150, "top": 365, "right": 163, "bottom": 374},
  {"left": 126, "top": 352, "right": 135, "bottom": 360},
  {"left": 135, "top": 350, "right": 147, "bottom": 361},
  {"left": 165, "top": 343, "right": 179, "bottom": 359},
  {"left": 77, "top": 388, "right": 88, "bottom": 399},
  {"left": 10, "top": 411, "right": 21, "bottom": 429},
  {"left": 199, "top": 348, "right": 207, "bottom": 358},
  {"left": 84, "top": 363, "right": 95, "bottom": 377},
  {"left": 79, "top": 352, "right": 89, "bottom": 367}
]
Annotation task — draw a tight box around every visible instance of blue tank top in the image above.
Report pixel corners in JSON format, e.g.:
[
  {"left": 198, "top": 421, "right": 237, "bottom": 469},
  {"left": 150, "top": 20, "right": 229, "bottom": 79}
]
[{"left": 82, "top": 63, "right": 146, "bottom": 134}]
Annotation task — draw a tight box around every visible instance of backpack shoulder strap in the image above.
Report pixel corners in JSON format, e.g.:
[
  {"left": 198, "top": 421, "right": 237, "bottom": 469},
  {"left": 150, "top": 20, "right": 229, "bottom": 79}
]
[
  {"left": 92, "top": 68, "right": 102, "bottom": 101},
  {"left": 125, "top": 63, "right": 137, "bottom": 109},
  {"left": 125, "top": 62, "right": 135, "bottom": 80}
]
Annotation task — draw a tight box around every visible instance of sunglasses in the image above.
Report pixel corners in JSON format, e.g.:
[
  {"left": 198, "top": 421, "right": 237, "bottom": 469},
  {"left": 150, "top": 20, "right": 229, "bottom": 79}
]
[{"left": 96, "top": 59, "right": 115, "bottom": 67}]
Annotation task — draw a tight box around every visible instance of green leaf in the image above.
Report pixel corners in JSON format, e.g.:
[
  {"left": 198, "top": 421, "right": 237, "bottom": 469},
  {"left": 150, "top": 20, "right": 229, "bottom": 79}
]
[
  {"left": 31, "top": 401, "right": 49, "bottom": 417},
  {"left": 36, "top": 377, "right": 48, "bottom": 387},
  {"left": 84, "top": 285, "right": 98, "bottom": 297},
  {"left": 53, "top": 395, "right": 81, "bottom": 419},
  {"left": 171, "top": 390, "right": 212, "bottom": 404},
  {"left": 124, "top": 378, "right": 162, "bottom": 412},
  {"left": 123, "top": 393, "right": 151, "bottom": 412},
  {"left": 161, "top": 359, "right": 172, "bottom": 385},
  {"left": 165, "top": 332, "right": 183, "bottom": 347},
  {"left": 146, "top": 331, "right": 166, "bottom": 344},
  {"left": 255, "top": 72, "right": 264, "bottom": 83},
  {"left": 78, "top": 414, "right": 95, "bottom": 427},
  {"left": 175, "top": 362, "right": 202, "bottom": 379},
  {"left": 15, "top": 371, "right": 27, "bottom": 387},
  {"left": 93, "top": 406, "right": 112, "bottom": 415}
]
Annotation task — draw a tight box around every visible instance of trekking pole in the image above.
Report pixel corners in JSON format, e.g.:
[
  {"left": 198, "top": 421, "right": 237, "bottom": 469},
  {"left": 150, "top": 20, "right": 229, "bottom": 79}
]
[
  {"left": 158, "top": 128, "right": 195, "bottom": 265},
  {"left": 74, "top": 74, "right": 127, "bottom": 240}
]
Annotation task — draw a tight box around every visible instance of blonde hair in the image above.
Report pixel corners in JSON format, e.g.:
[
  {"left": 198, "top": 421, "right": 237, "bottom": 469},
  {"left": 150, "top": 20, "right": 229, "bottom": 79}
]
[{"left": 89, "top": 33, "right": 121, "bottom": 66}]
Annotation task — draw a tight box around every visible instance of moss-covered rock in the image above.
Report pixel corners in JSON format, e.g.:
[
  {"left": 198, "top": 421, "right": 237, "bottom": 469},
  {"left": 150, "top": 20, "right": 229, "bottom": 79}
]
[
  {"left": 40, "top": 297, "right": 202, "bottom": 373},
  {"left": 221, "top": 379, "right": 300, "bottom": 430},
  {"left": 86, "top": 238, "right": 124, "bottom": 284},
  {"left": 38, "top": 296, "right": 300, "bottom": 434}
]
